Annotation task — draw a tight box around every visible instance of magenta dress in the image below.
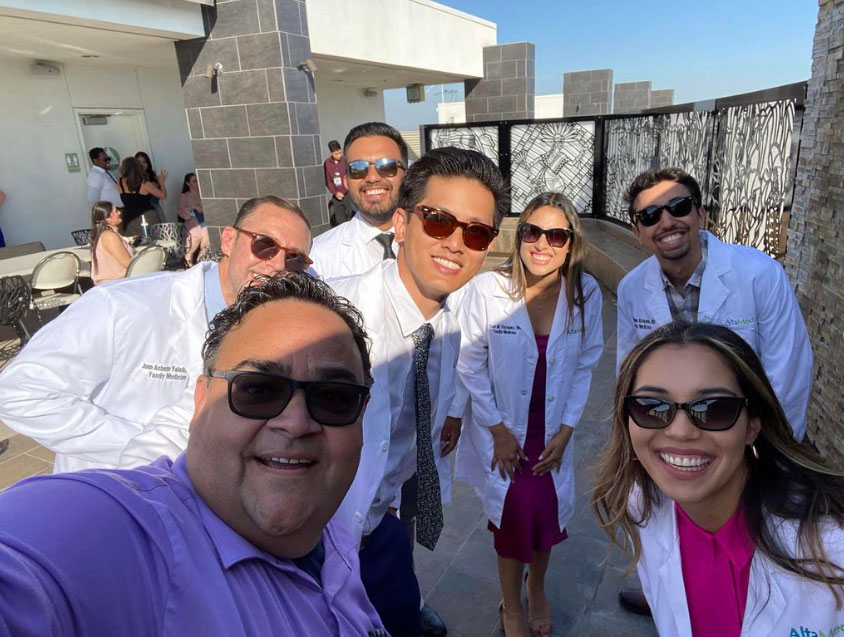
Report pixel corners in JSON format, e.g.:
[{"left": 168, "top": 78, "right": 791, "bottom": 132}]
[{"left": 489, "top": 334, "right": 567, "bottom": 562}]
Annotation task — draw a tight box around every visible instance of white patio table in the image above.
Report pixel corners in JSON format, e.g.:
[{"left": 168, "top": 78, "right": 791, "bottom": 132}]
[{"left": 0, "top": 246, "right": 92, "bottom": 278}]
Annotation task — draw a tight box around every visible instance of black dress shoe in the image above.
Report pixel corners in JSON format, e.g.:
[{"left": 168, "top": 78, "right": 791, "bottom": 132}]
[
  {"left": 419, "top": 602, "right": 447, "bottom": 636},
  {"left": 618, "top": 588, "right": 652, "bottom": 616}
]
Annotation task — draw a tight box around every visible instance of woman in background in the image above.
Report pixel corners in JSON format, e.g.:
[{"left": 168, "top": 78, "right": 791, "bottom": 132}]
[
  {"left": 90, "top": 200, "right": 133, "bottom": 284},
  {"left": 135, "top": 151, "right": 167, "bottom": 222},
  {"left": 118, "top": 157, "right": 166, "bottom": 236},
  {"left": 454, "top": 192, "right": 603, "bottom": 636},
  {"left": 178, "top": 172, "right": 209, "bottom": 266},
  {"left": 593, "top": 321, "right": 844, "bottom": 634}
]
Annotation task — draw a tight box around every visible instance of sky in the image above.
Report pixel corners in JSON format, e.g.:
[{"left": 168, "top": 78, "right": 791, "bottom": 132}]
[{"left": 384, "top": 0, "right": 818, "bottom": 130}]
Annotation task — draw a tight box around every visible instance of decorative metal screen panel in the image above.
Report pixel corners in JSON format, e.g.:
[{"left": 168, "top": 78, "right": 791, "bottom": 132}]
[
  {"left": 428, "top": 126, "right": 499, "bottom": 164},
  {"left": 658, "top": 111, "right": 715, "bottom": 202},
  {"left": 509, "top": 121, "right": 595, "bottom": 215},
  {"left": 708, "top": 100, "right": 796, "bottom": 256},
  {"left": 603, "top": 117, "right": 659, "bottom": 223}
]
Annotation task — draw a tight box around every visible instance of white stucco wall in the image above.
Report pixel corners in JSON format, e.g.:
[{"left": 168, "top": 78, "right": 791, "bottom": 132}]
[
  {"left": 308, "top": 0, "right": 495, "bottom": 78},
  {"left": 0, "top": 53, "right": 194, "bottom": 249},
  {"left": 437, "top": 101, "right": 466, "bottom": 124},
  {"left": 535, "top": 94, "right": 564, "bottom": 119},
  {"left": 315, "top": 79, "right": 387, "bottom": 156}
]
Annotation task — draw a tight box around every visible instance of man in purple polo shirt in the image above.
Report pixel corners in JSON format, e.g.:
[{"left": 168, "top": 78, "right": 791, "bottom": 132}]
[{"left": 0, "top": 273, "right": 387, "bottom": 637}]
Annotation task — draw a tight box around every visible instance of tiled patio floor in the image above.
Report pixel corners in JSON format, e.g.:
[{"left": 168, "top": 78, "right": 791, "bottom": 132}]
[{"left": 0, "top": 286, "right": 658, "bottom": 636}]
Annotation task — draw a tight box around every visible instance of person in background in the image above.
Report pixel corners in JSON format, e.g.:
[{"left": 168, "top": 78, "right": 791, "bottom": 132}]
[
  {"left": 90, "top": 200, "right": 134, "bottom": 284},
  {"left": 0, "top": 272, "right": 386, "bottom": 637},
  {"left": 118, "top": 157, "right": 166, "bottom": 236},
  {"left": 135, "top": 151, "right": 167, "bottom": 222},
  {"left": 324, "top": 140, "right": 353, "bottom": 227},
  {"left": 179, "top": 172, "right": 210, "bottom": 266},
  {"left": 85, "top": 147, "right": 122, "bottom": 209},
  {"left": 593, "top": 322, "right": 844, "bottom": 634},
  {"left": 453, "top": 192, "right": 603, "bottom": 636}
]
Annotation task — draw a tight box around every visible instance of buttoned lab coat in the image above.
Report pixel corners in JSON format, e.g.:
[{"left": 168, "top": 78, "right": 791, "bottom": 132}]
[
  {"left": 310, "top": 214, "right": 397, "bottom": 280},
  {"left": 0, "top": 263, "right": 212, "bottom": 473},
  {"left": 616, "top": 231, "right": 813, "bottom": 441},
  {"left": 454, "top": 271, "right": 604, "bottom": 531},
  {"left": 329, "top": 262, "right": 460, "bottom": 546},
  {"left": 634, "top": 489, "right": 844, "bottom": 635}
]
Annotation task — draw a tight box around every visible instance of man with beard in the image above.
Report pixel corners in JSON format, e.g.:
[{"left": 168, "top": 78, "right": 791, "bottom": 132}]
[
  {"left": 615, "top": 167, "right": 813, "bottom": 615},
  {"left": 310, "top": 123, "right": 406, "bottom": 279}
]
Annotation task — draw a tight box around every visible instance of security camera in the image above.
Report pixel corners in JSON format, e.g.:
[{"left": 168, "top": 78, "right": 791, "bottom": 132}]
[{"left": 297, "top": 58, "right": 318, "bottom": 74}]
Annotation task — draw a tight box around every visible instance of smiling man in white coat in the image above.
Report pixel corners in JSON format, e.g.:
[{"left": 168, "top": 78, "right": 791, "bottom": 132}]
[
  {"left": 0, "top": 196, "right": 312, "bottom": 473},
  {"left": 309, "top": 122, "right": 407, "bottom": 279},
  {"left": 329, "top": 146, "right": 509, "bottom": 637},
  {"left": 614, "top": 167, "right": 814, "bottom": 616}
]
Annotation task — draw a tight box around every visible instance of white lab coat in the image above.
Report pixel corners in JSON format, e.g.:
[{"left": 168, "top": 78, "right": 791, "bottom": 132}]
[
  {"left": 454, "top": 270, "right": 604, "bottom": 531},
  {"left": 616, "top": 231, "right": 812, "bottom": 440},
  {"left": 310, "top": 213, "right": 397, "bottom": 279},
  {"left": 0, "top": 263, "right": 213, "bottom": 473},
  {"left": 328, "top": 261, "right": 460, "bottom": 545},
  {"left": 634, "top": 490, "right": 844, "bottom": 635}
]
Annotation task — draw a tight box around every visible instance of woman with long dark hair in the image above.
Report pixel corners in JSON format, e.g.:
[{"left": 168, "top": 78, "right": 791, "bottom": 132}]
[
  {"left": 135, "top": 151, "right": 167, "bottom": 220},
  {"left": 593, "top": 321, "right": 844, "bottom": 634},
  {"left": 90, "top": 200, "right": 133, "bottom": 284},
  {"left": 118, "top": 157, "right": 166, "bottom": 236},
  {"left": 454, "top": 192, "right": 603, "bottom": 636},
  {"left": 178, "top": 172, "right": 209, "bottom": 265}
]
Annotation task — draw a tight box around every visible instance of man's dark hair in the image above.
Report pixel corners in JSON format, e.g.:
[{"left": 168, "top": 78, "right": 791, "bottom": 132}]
[
  {"left": 328, "top": 140, "right": 341, "bottom": 152},
  {"left": 397, "top": 147, "right": 509, "bottom": 228},
  {"left": 202, "top": 272, "right": 373, "bottom": 387},
  {"left": 343, "top": 122, "right": 409, "bottom": 165},
  {"left": 88, "top": 147, "right": 105, "bottom": 162},
  {"left": 233, "top": 195, "right": 311, "bottom": 229},
  {"left": 624, "top": 167, "right": 703, "bottom": 224}
]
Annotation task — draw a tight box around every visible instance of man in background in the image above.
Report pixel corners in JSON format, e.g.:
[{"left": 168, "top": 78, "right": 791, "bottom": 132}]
[
  {"left": 85, "top": 147, "right": 122, "bottom": 208},
  {"left": 324, "top": 139, "right": 353, "bottom": 227}
]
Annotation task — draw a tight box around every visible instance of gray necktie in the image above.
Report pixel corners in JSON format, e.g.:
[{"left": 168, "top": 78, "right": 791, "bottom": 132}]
[
  {"left": 412, "top": 323, "right": 443, "bottom": 550},
  {"left": 374, "top": 233, "right": 396, "bottom": 260}
]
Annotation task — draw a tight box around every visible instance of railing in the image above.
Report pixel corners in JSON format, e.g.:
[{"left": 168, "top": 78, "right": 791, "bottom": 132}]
[{"left": 423, "top": 82, "right": 805, "bottom": 257}]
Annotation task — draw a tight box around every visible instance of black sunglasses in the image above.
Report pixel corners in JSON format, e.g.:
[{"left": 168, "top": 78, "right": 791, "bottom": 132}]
[
  {"left": 633, "top": 196, "right": 696, "bottom": 227},
  {"left": 413, "top": 205, "right": 499, "bottom": 252},
  {"left": 347, "top": 158, "right": 406, "bottom": 180},
  {"left": 210, "top": 370, "right": 370, "bottom": 426},
  {"left": 624, "top": 395, "right": 748, "bottom": 431},
  {"left": 233, "top": 228, "right": 313, "bottom": 271},
  {"left": 518, "top": 222, "right": 573, "bottom": 248}
]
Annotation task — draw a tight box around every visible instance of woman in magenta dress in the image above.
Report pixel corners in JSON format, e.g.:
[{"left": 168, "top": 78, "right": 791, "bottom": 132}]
[{"left": 454, "top": 192, "right": 604, "bottom": 636}]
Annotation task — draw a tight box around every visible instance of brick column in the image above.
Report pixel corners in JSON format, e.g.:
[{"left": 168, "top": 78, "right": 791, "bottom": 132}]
[
  {"left": 175, "top": 0, "right": 326, "bottom": 231},
  {"left": 613, "top": 81, "right": 652, "bottom": 114},
  {"left": 464, "top": 43, "right": 535, "bottom": 122},
  {"left": 786, "top": 0, "right": 844, "bottom": 460},
  {"left": 563, "top": 69, "right": 613, "bottom": 117}
]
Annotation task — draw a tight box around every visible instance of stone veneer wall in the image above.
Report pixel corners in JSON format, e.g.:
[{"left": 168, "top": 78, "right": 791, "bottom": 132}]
[
  {"left": 786, "top": 0, "right": 844, "bottom": 460},
  {"left": 175, "top": 0, "right": 327, "bottom": 231},
  {"left": 464, "top": 43, "right": 535, "bottom": 123},
  {"left": 613, "top": 81, "right": 652, "bottom": 113},
  {"left": 649, "top": 89, "right": 675, "bottom": 109},
  {"left": 563, "top": 69, "right": 613, "bottom": 117}
]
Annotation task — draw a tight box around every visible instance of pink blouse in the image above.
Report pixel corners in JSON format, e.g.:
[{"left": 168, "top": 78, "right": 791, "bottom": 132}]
[
  {"left": 676, "top": 502, "right": 755, "bottom": 636},
  {"left": 92, "top": 231, "right": 134, "bottom": 284},
  {"left": 178, "top": 191, "right": 203, "bottom": 231}
]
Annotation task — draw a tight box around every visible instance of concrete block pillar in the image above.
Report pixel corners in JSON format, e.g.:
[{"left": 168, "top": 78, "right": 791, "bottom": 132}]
[
  {"left": 649, "top": 89, "right": 675, "bottom": 109},
  {"left": 613, "top": 81, "right": 652, "bottom": 113},
  {"left": 175, "top": 0, "right": 326, "bottom": 231},
  {"left": 464, "top": 42, "right": 535, "bottom": 122},
  {"left": 786, "top": 0, "right": 844, "bottom": 460},
  {"left": 563, "top": 69, "right": 613, "bottom": 117}
]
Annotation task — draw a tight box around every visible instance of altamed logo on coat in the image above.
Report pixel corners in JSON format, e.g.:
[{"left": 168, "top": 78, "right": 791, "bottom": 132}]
[{"left": 789, "top": 624, "right": 844, "bottom": 637}]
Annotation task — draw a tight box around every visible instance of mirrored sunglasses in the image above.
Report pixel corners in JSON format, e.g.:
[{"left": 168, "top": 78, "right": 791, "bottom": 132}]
[
  {"left": 210, "top": 370, "right": 370, "bottom": 426},
  {"left": 634, "top": 196, "right": 695, "bottom": 227},
  {"left": 233, "top": 227, "right": 313, "bottom": 271},
  {"left": 413, "top": 205, "right": 499, "bottom": 252},
  {"left": 518, "top": 222, "right": 573, "bottom": 248},
  {"left": 347, "top": 158, "right": 406, "bottom": 180},
  {"left": 624, "top": 395, "right": 748, "bottom": 431}
]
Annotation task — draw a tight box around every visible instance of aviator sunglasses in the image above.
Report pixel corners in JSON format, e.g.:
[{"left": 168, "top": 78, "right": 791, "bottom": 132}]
[
  {"left": 347, "top": 158, "right": 406, "bottom": 180},
  {"left": 633, "top": 195, "right": 696, "bottom": 227},
  {"left": 413, "top": 205, "right": 499, "bottom": 252},
  {"left": 518, "top": 222, "right": 573, "bottom": 248},
  {"left": 210, "top": 370, "right": 370, "bottom": 426},
  {"left": 624, "top": 395, "right": 748, "bottom": 431},
  {"left": 233, "top": 228, "right": 313, "bottom": 271}
]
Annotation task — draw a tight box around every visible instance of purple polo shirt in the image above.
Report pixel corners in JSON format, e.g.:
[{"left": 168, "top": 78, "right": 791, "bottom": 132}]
[{"left": 0, "top": 454, "right": 386, "bottom": 637}]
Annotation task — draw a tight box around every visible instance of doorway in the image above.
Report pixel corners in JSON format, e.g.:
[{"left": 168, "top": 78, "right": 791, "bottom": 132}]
[{"left": 74, "top": 108, "right": 152, "bottom": 174}]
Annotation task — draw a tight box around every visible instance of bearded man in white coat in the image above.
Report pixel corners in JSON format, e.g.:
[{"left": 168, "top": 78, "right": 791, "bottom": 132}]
[
  {"left": 309, "top": 122, "right": 407, "bottom": 279},
  {"left": 0, "top": 196, "right": 312, "bottom": 473},
  {"left": 614, "top": 167, "right": 813, "bottom": 616},
  {"left": 328, "top": 146, "right": 509, "bottom": 637}
]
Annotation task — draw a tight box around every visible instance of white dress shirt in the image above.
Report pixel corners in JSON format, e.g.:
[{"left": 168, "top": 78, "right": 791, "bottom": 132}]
[
  {"left": 86, "top": 166, "right": 122, "bottom": 208},
  {"left": 310, "top": 213, "right": 398, "bottom": 279}
]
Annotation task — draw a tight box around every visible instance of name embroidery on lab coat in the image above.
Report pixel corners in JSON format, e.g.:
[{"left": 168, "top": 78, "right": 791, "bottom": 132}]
[
  {"left": 633, "top": 317, "right": 657, "bottom": 330},
  {"left": 141, "top": 362, "right": 188, "bottom": 382},
  {"left": 491, "top": 324, "right": 519, "bottom": 335}
]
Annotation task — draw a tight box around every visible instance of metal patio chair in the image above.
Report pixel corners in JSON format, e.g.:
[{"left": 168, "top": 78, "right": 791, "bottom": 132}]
[
  {"left": 125, "top": 245, "right": 166, "bottom": 278},
  {"left": 30, "top": 251, "right": 81, "bottom": 311},
  {"left": 71, "top": 229, "right": 92, "bottom": 246},
  {"left": 150, "top": 222, "right": 189, "bottom": 269},
  {"left": 0, "top": 275, "right": 34, "bottom": 344}
]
